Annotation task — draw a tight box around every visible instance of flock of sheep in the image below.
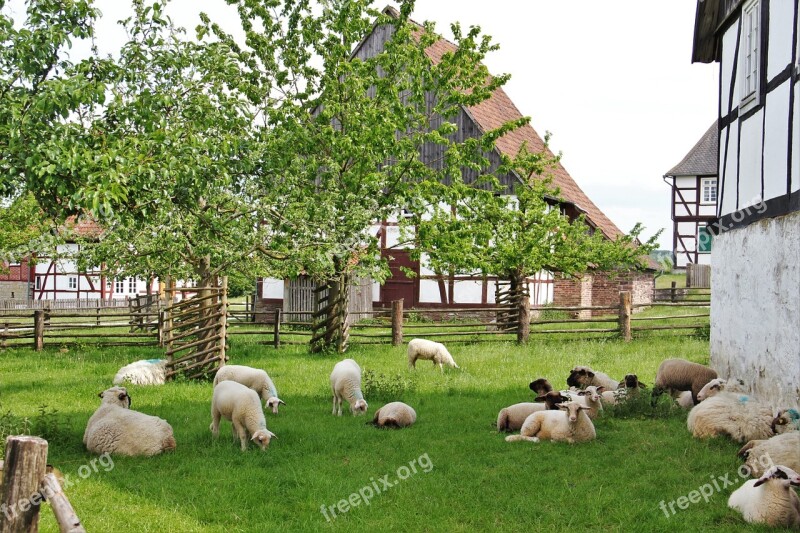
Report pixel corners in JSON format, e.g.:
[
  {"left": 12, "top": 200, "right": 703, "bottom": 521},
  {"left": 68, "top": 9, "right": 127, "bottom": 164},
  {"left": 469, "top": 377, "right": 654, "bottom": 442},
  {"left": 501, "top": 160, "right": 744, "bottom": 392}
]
[{"left": 83, "top": 338, "right": 799, "bottom": 527}]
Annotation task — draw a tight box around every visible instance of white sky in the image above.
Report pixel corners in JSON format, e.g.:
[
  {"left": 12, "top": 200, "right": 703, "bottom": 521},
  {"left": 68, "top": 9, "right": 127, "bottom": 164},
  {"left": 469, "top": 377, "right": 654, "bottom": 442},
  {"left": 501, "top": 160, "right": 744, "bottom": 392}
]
[{"left": 7, "top": 0, "right": 719, "bottom": 249}]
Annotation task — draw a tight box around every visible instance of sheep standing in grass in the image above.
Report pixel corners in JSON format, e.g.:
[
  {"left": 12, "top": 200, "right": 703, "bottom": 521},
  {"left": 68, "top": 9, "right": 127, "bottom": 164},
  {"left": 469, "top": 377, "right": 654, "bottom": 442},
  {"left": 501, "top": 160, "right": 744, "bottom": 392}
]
[
  {"left": 112, "top": 359, "right": 167, "bottom": 386},
  {"left": 407, "top": 339, "right": 459, "bottom": 371},
  {"left": 651, "top": 358, "right": 717, "bottom": 405},
  {"left": 330, "top": 359, "right": 368, "bottom": 416},
  {"left": 687, "top": 393, "right": 777, "bottom": 442},
  {"left": 371, "top": 402, "right": 416, "bottom": 428},
  {"left": 505, "top": 401, "right": 596, "bottom": 444},
  {"left": 727, "top": 465, "right": 800, "bottom": 527},
  {"left": 211, "top": 380, "right": 276, "bottom": 451},
  {"left": 497, "top": 392, "right": 570, "bottom": 432},
  {"left": 84, "top": 387, "right": 176, "bottom": 456},
  {"left": 566, "top": 366, "right": 619, "bottom": 390},
  {"left": 214, "top": 364, "right": 286, "bottom": 414},
  {"left": 739, "top": 432, "right": 800, "bottom": 477}
]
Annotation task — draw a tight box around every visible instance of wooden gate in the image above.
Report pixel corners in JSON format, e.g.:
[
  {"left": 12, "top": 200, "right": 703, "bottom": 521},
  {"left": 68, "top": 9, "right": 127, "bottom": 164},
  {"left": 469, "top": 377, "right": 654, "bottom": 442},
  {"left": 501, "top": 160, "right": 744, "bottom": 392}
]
[
  {"left": 129, "top": 293, "right": 160, "bottom": 332},
  {"left": 162, "top": 278, "right": 227, "bottom": 380},
  {"left": 494, "top": 279, "right": 526, "bottom": 332},
  {"left": 310, "top": 276, "right": 350, "bottom": 353}
]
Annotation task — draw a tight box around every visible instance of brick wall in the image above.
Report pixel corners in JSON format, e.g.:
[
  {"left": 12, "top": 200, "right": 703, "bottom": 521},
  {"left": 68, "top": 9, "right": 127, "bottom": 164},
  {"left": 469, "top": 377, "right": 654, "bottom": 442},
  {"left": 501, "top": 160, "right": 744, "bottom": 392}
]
[
  {"left": 552, "top": 271, "right": 654, "bottom": 317},
  {"left": 0, "top": 259, "right": 32, "bottom": 282},
  {"left": 552, "top": 275, "right": 593, "bottom": 319}
]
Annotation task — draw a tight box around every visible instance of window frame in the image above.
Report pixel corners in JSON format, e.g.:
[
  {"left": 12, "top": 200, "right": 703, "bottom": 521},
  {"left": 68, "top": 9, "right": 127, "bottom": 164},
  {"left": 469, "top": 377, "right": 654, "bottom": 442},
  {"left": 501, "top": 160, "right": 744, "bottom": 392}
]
[
  {"left": 739, "top": 0, "right": 760, "bottom": 110},
  {"left": 700, "top": 178, "right": 718, "bottom": 205},
  {"left": 127, "top": 277, "right": 137, "bottom": 294},
  {"left": 67, "top": 276, "right": 78, "bottom": 290},
  {"left": 114, "top": 279, "right": 125, "bottom": 294}
]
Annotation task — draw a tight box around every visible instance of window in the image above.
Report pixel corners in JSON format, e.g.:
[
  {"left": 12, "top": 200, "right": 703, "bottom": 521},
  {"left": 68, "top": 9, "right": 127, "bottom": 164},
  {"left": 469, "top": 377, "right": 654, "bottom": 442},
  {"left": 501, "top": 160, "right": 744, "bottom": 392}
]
[
  {"left": 35, "top": 276, "right": 42, "bottom": 291},
  {"left": 697, "top": 226, "right": 713, "bottom": 253},
  {"left": 128, "top": 277, "right": 136, "bottom": 294},
  {"left": 68, "top": 276, "right": 77, "bottom": 289},
  {"left": 740, "top": 0, "right": 760, "bottom": 107},
  {"left": 115, "top": 280, "right": 124, "bottom": 294},
  {"left": 701, "top": 178, "right": 718, "bottom": 204}
]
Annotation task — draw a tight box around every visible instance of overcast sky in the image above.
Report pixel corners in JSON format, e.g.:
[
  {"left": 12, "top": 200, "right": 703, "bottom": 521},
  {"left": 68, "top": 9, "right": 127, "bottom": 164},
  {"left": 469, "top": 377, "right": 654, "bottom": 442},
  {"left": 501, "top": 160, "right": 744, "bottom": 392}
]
[{"left": 9, "top": 0, "right": 720, "bottom": 249}]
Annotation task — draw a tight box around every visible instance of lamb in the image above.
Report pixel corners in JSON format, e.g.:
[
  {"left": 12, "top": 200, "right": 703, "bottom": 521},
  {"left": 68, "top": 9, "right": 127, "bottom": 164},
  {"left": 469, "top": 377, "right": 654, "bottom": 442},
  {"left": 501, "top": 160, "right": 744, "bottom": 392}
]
[
  {"left": 371, "top": 402, "right": 417, "bottom": 428},
  {"left": 739, "top": 432, "right": 800, "bottom": 477},
  {"left": 330, "top": 358, "right": 368, "bottom": 416},
  {"left": 772, "top": 408, "right": 800, "bottom": 435},
  {"left": 496, "top": 392, "right": 570, "bottom": 432},
  {"left": 112, "top": 359, "right": 167, "bottom": 386},
  {"left": 651, "top": 358, "right": 717, "bottom": 405},
  {"left": 727, "top": 465, "right": 800, "bottom": 527},
  {"left": 505, "top": 401, "right": 596, "bottom": 444},
  {"left": 83, "top": 386, "right": 176, "bottom": 456},
  {"left": 407, "top": 338, "right": 459, "bottom": 371},
  {"left": 528, "top": 378, "right": 554, "bottom": 396},
  {"left": 213, "top": 364, "right": 286, "bottom": 414},
  {"left": 572, "top": 386, "right": 604, "bottom": 419},
  {"left": 687, "top": 392, "right": 777, "bottom": 442},
  {"left": 210, "top": 380, "right": 276, "bottom": 451},
  {"left": 566, "top": 365, "right": 619, "bottom": 390}
]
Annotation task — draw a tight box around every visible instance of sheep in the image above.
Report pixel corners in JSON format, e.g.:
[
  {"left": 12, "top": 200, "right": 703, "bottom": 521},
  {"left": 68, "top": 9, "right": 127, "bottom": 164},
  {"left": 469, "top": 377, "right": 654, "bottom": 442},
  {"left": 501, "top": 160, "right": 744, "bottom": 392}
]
[
  {"left": 407, "top": 338, "right": 459, "bottom": 371},
  {"left": 727, "top": 465, "right": 800, "bottom": 527},
  {"left": 687, "top": 392, "right": 777, "bottom": 442},
  {"left": 210, "top": 380, "right": 276, "bottom": 451},
  {"left": 496, "top": 391, "right": 570, "bottom": 432},
  {"left": 528, "top": 378, "right": 554, "bottom": 397},
  {"left": 600, "top": 374, "right": 646, "bottom": 406},
  {"left": 696, "top": 378, "right": 749, "bottom": 402},
  {"left": 83, "top": 386, "right": 176, "bottom": 456},
  {"left": 739, "top": 432, "right": 800, "bottom": 477},
  {"left": 651, "top": 358, "right": 717, "bottom": 406},
  {"left": 672, "top": 390, "right": 695, "bottom": 409},
  {"left": 330, "top": 358, "right": 368, "bottom": 416},
  {"left": 213, "top": 364, "right": 286, "bottom": 414},
  {"left": 371, "top": 402, "right": 416, "bottom": 428},
  {"left": 505, "top": 401, "right": 596, "bottom": 444},
  {"left": 572, "top": 386, "right": 604, "bottom": 419},
  {"left": 566, "top": 365, "right": 619, "bottom": 390},
  {"left": 772, "top": 408, "right": 800, "bottom": 435},
  {"left": 112, "top": 359, "right": 167, "bottom": 386}
]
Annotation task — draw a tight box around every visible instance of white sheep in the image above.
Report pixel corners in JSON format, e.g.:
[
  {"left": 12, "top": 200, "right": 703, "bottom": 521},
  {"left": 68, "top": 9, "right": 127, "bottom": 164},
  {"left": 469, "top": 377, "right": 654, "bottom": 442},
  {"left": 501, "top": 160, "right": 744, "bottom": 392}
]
[
  {"left": 504, "top": 401, "right": 596, "bottom": 444},
  {"left": 496, "top": 392, "right": 570, "bottom": 432},
  {"left": 772, "top": 408, "right": 800, "bottom": 435},
  {"left": 696, "top": 378, "right": 748, "bottom": 402},
  {"left": 727, "top": 465, "right": 800, "bottom": 527},
  {"left": 672, "top": 390, "right": 695, "bottom": 409},
  {"left": 83, "top": 386, "right": 176, "bottom": 456},
  {"left": 112, "top": 359, "right": 167, "bottom": 386},
  {"left": 214, "top": 364, "right": 286, "bottom": 414},
  {"left": 687, "top": 392, "right": 776, "bottom": 442},
  {"left": 572, "top": 386, "right": 604, "bottom": 420},
  {"left": 407, "top": 339, "right": 459, "bottom": 371},
  {"left": 651, "top": 358, "right": 717, "bottom": 405},
  {"left": 210, "top": 380, "right": 276, "bottom": 451},
  {"left": 330, "top": 358, "right": 368, "bottom": 416},
  {"left": 739, "top": 432, "right": 800, "bottom": 477},
  {"left": 566, "top": 365, "right": 619, "bottom": 390},
  {"left": 371, "top": 402, "right": 416, "bottom": 428}
]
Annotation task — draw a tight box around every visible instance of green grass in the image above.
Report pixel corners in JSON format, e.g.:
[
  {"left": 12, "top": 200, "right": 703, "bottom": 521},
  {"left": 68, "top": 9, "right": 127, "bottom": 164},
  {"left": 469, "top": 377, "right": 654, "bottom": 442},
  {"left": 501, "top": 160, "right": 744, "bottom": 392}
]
[
  {"left": 656, "top": 273, "right": 687, "bottom": 289},
  {"left": 0, "top": 335, "right": 776, "bottom": 532}
]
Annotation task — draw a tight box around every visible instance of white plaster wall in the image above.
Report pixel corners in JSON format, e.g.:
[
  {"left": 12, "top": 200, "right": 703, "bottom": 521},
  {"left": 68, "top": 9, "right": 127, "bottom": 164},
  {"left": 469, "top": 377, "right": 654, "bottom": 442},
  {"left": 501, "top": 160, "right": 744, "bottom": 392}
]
[
  {"left": 721, "top": 24, "right": 737, "bottom": 116},
  {"left": 419, "top": 279, "right": 443, "bottom": 303},
  {"left": 793, "top": 82, "right": 799, "bottom": 194},
  {"left": 696, "top": 253, "right": 712, "bottom": 266},
  {"left": 767, "top": 0, "right": 795, "bottom": 80},
  {"left": 721, "top": 126, "right": 739, "bottom": 216},
  {"left": 452, "top": 280, "right": 482, "bottom": 304},
  {"left": 739, "top": 110, "right": 764, "bottom": 207},
  {"left": 699, "top": 204, "right": 716, "bottom": 217},
  {"left": 261, "top": 278, "right": 284, "bottom": 299},
  {"left": 677, "top": 221, "right": 698, "bottom": 234},
  {"left": 763, "top": 83, "right": 790, "bottom": 201},
  {"left": 710, "top": 211, "right": 800, "bottom": 411}
]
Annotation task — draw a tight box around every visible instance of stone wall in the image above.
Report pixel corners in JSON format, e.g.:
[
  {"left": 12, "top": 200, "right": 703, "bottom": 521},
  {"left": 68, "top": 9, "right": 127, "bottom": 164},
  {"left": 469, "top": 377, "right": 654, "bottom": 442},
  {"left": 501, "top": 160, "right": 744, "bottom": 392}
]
[{"left": 552, "top": 271, "right": 654, "bottom": 317}]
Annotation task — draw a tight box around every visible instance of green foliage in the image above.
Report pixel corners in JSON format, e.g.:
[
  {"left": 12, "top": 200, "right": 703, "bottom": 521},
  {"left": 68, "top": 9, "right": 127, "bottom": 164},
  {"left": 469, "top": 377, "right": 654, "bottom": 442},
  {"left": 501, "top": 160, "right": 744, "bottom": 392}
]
[
  {"left": 0, "top": 192, "right": 55, "bottom": 267},
  {"left": 362, "top": 368, "right": 417, "bottom": 400}
]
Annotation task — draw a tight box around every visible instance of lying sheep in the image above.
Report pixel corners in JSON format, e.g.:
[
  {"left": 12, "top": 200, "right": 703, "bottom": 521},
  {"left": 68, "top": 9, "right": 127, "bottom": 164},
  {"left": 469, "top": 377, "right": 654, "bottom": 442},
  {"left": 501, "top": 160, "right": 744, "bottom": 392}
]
[
  {"left": 696, "top": 378, "right": 748, "bottom": 402},
  {"left": 371, "top": 402, "right": 416, "bottom": 428},
  {"left": 211, "top": 380, "right": 276, "bottom": 451},
  {"left": 407, "top": 339, "right": 459, "bottom": 371},
  {"left": 497, "top": 392, "right": 570, "bottom": 432},
  {"left": 566, "top": 366, "right": 619, "bottom": 390},
  {"left": 214, "top": 364, "right": 286, "bottom": 414},
  {"left": 330, "top": 358, "right": 368, "bottom": 416},
  {"left": 772, "top": 408, "right": 800, "bottom": 435},
  {"left": 651, "top": 358, "right": 717, "bottom": 405},
  {"left": 672, "top": 390, "right": 695, "bottom": 409},
  {"left": 505, "top": 401, "right": 596, "bottom": 444},
  {"left": 739, "top": 432, "right": 800, "bottom": 477},
  {"left": 84, "top": 387, "right": 176, "bottom": 456},
  {"left": 572, "top": 386, "right": 604, "bottom": 419},
  {"left": 528, "top": 378, "right": 553, "bottom": 397},
  {"left": 687, "top": 393, "right": 777, "bottom": 442},
  {"left": 727, "top": 465, "right": 800, "bottom": 527},
  {"left": 600, "top": 374, "right": 646, "bottom": 406},
  {"left": 112, "top": 359, "right": 167, "bottom": 386}
]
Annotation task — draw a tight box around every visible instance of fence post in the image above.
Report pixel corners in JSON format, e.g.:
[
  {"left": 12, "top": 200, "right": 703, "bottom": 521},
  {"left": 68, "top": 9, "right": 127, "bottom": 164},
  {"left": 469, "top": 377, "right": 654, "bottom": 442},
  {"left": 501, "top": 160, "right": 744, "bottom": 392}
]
[
  {"left": 95, "top": 300, "right": 100, "bottom": 327},
  {"left": 619, "top": 291, "right": 632, "bottom": 342},
  {"left": 273, "top": 309, "right": 282, "bottom": 349},
  {"left": 0, "top": 435, "right": 49, "bottom": 533},
  {"left": 1, "top": 322, "right": 7, "bottom": 349},
  {"left": 219, "top": 276, "right": 228, "bottom": 366},
  {"left": 517, "top": 294, "right": 530, "bottom": 344},
  {"left": 391, "top": 299, "right": 403, "bottom": 346},
  {"left": 157, "top": 311, "right": 166, "bottom": 348},
  {"left": 40, "top": 473, "right": 86, "bottom": 533},
  {"left": 670, "top": 281, "right": 677, "bottom": 303},
  {"left": 33, "top": 311, "right": 44, "bottom": 352}
]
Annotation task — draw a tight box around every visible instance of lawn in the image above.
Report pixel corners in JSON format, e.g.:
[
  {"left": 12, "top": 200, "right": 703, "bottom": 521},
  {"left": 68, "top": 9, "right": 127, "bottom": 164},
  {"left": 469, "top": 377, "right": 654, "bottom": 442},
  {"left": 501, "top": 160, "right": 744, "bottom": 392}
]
[{"left": 0, "top": 334, "right": 775, "bottom": 532}]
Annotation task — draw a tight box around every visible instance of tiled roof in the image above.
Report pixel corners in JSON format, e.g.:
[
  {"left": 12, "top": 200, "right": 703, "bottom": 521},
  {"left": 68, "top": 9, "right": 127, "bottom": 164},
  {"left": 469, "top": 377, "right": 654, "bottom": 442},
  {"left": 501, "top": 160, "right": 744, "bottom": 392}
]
[
  {"left": 64, "top": 216, "right": 103, "bottom": 239},
  {"left": 665, "top": 121, "right": 718, "bottom": 177}
]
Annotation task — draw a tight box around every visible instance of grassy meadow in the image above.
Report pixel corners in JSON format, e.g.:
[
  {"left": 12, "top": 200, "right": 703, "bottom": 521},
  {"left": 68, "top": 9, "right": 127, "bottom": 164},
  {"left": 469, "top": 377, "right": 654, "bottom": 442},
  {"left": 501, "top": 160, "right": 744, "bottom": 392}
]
[{"left": 0, "top": 333, "right": 777, "bottom": 532}]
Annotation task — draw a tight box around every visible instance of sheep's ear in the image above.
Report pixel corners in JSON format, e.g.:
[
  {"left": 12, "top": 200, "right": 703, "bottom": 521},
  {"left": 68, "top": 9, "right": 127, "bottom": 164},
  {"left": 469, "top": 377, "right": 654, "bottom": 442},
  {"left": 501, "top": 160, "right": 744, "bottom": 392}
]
[
  {"left": 579, "top": 405, "right": 592, "bottom": 410},
  {"left": 587, "top": 371, "right": 595, "bottom": 378},
  {"left": 597, "top": 386, "right": 606, "bottom": 393},
  {"left": 98, "top": 391, "right": 104, "bottom": 398},
  {"left": 558, "top": 404, "right": 569, "bottom": 410},
  {"left": 577, "top": 391, "right": 587, "bottom": 396},
  {"left": 638, "top": 382, "right": 647, "bottom": 388},
  {"left": 118, "top": 392, "right": 127, "bottom": 401},
  {"left": 753, "top": 478, "right": 768, "bottom": 487},
  {"left": 278, "top": 400, "right": 286, "bottom": 406},
  {"left": 534, "top": 395, "right": 546, "bottom": 401}
]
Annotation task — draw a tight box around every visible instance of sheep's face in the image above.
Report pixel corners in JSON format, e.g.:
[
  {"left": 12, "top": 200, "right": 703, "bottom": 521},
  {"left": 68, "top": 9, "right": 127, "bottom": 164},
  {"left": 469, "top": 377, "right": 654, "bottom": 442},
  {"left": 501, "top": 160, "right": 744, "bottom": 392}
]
[
  {"left": 566, "top": 367, "right": 594, "bottom": 388},
  {"left": 754, "top": 466, "right": 800, "bottom": 488},
  {"left": 266, "top": 397, "right": 286, "bottom": 415},
  {"left": 251, "top": 429, "right": 276, "bottom": 451},
  {"left": 99, "top": 387, "right": 131, "bottom": 409},
  {"left": 771, "top": 408, "right": 800, "bottom": 434},
  {"left": 623, "top": 374, "right": 645, "bottom": 389},
  {"left": 558, "top": 401, "right": 590, "bottom": 422},
  {"left": 351, "top": 399, "right": 368, "bottom": 416},
  {"left": 579, "top": 386, "right": 601, "bottom": 403},
  {"left": 529, "top": 378, "right": 553, "bottom": 396},
  {"left": 697, "top": 378, "right": 726, "bottom": 401}
]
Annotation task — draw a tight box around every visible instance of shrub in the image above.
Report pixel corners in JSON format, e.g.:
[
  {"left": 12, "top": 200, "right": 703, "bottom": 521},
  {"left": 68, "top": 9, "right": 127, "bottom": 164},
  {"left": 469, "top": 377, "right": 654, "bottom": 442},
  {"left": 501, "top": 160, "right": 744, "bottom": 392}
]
[{"left": 362, "top": 369, "right": 416, "bottom": 400}]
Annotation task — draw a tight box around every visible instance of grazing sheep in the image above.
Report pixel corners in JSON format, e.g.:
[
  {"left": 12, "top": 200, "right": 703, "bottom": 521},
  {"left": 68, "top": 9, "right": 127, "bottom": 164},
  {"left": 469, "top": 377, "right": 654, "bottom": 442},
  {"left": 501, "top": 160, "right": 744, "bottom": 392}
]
[
  {"left": 566, "top": 366, "right": 619, "bottom": 390},
  {"left": 497, "top": 392, "right": 570, "bottom": 432},
  {"left": 371, "top": 402, "right": 416, "bottom": 428},
  {"left": 407, "top": 339, "right": 459, "bottom": 371},
  {"left": 651, "top": 358, "right": 717, "bottom": 405},
  {"left": 528, "top": 378, "right": 554, "bottom": 397},
  {"left": 772, "top": 409, "right": 800, "bottom": 435},
  {"left": 330, "top": 359, "right": 368, "bottom": 416},
  {"left": 739, "top": 432, "right": 800, "bottom": 477},
  {"left": 112, "top": 359, "right": 167, "bottom": 386},
  {"left": 83, "top": 387, "right": 176, "bottom": 456},
  {"left": 504, "top": 401, "right": 596, "bottom": 444},
  {"left": 727, "top": 465, "right": 800, "bottom": 527},
  {"left": 210, "top": 380, "right": 276, "bottom": 451},
  {"left": 687, "top": 393, "right": 777, "bottom": 442},
  {"left": 214, "top": 364, "right": 286, "bottom": 414}
]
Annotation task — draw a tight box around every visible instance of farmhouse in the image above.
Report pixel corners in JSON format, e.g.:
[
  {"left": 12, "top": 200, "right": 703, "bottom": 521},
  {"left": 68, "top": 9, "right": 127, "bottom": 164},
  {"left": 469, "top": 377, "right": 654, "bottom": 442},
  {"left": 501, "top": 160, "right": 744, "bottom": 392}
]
[
  {"left": 693, "top": 0, "right": 800, "bottom": 409},
  {"left": 258, "top": 6, "right": 655, "bottom": 314}
]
